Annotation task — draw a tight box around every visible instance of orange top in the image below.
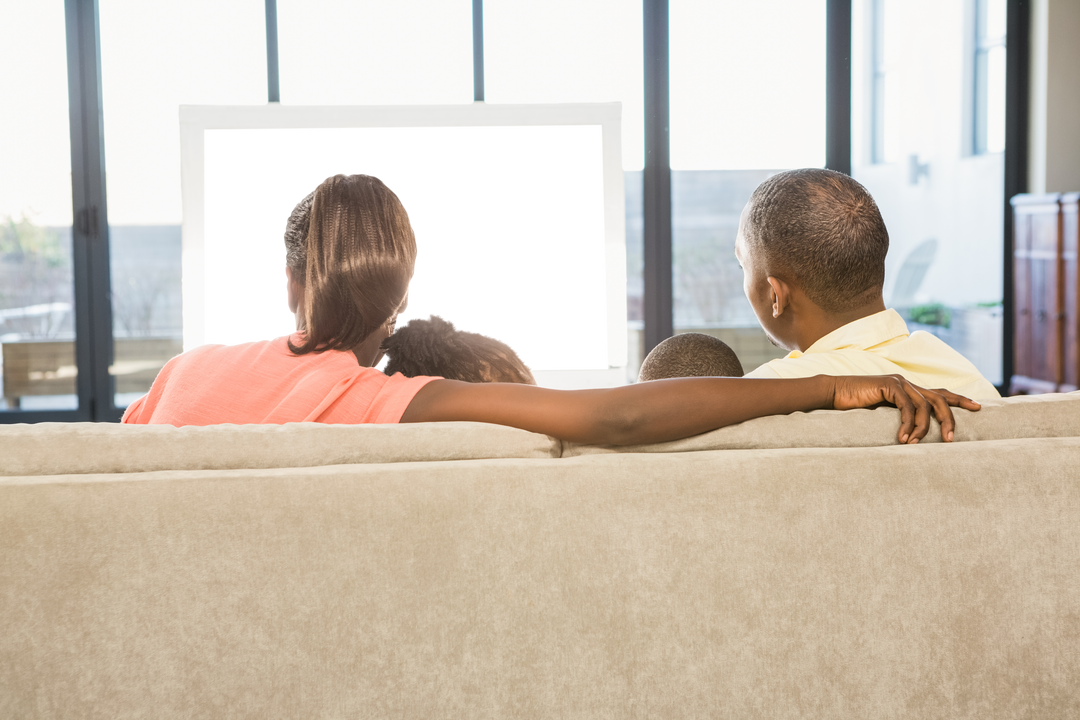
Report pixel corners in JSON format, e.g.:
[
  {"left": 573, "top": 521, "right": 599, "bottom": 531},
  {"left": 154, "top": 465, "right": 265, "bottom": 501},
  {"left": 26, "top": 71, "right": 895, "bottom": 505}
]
[{"left": 122, "top": 334, "right": 439, "bottom": 426}]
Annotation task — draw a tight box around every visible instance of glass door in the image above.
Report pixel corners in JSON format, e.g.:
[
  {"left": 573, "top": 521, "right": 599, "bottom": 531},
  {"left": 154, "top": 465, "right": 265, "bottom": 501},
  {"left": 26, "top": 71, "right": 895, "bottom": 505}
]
[
  {"left": 0, "top": 2, "right": 79, "bottom": 413},
  {"left": 852, "top": 0, "right": 1005, "bottom": 385},
  {"left": 669, "top": 0, "right": 827, "bottom": 375}
]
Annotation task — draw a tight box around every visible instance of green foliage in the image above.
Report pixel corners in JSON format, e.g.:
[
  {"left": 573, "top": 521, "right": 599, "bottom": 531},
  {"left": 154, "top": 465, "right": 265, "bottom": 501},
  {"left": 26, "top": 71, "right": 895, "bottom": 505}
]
[
  {"left": 0, "top": 214, "right": 74, "bottom": 337},
  {"left": 0, "top": 214, "right": 67, "bottom": 267},
  {"left": 908, "top": 302, "right": 951, "bottom": 328}
]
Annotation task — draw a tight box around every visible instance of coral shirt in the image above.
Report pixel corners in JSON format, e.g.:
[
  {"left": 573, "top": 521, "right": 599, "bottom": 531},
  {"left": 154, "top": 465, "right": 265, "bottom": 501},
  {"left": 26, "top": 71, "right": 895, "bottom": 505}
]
[
  {"left": 744, "top": 309, "right": 1001, "bottom": 400},
  {"left": 122, "top": 334, "right": 439, "bottom": 426}
]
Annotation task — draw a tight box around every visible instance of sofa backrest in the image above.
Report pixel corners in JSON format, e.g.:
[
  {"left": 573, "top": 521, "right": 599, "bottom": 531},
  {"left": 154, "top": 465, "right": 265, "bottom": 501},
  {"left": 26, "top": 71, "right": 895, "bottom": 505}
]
[
  {"left": 563, "top": 392, "right": 1080, "bottom": 456},
  {"left": 0, "top": 421, "right": 561, "bottom": 476},
  {"left": 4, "top": 392, "right": 1079, "bottom": 476}
]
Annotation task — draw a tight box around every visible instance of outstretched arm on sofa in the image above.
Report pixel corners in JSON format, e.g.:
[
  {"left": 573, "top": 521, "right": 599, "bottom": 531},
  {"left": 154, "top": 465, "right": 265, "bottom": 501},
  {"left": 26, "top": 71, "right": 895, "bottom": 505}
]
[{"left": 400, "top": 374, "right": 980, "bottom": 446}]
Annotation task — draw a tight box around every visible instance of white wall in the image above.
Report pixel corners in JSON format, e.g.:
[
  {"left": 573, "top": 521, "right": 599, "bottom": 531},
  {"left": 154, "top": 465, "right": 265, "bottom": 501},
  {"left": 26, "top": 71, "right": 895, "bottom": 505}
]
[
  {"left": 1028, "top": 0, "right": 1080, "bottom": 194},
  {"left": 851, "top": 0, "right": 1004, "bottom": 308}
]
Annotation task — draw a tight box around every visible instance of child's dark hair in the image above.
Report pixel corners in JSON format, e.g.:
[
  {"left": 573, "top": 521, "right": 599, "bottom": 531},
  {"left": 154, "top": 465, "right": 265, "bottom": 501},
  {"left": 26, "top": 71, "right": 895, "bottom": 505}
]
[
  {"left": 638, "top": 332, "right": 744, "bottom": 381},
  {"left": 382, "top": 316, "right": 536, "bottom": 385}
]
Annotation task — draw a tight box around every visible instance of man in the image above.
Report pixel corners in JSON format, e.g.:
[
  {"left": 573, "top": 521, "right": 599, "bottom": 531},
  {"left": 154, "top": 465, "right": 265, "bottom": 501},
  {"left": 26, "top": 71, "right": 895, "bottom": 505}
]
[{"left": 735, "top": 168, "right": 1000, "bottom": 400}]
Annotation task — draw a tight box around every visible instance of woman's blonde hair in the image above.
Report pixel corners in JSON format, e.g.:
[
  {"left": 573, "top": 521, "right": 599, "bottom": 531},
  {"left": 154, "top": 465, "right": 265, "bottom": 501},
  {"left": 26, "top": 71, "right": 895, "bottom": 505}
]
[{"left": 288, "top": 174, "right": 416, "bottom": 355}]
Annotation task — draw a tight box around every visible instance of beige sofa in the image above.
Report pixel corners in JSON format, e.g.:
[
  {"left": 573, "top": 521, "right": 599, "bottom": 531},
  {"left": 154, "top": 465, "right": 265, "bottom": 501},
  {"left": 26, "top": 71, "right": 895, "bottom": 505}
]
[{"left": 3, "top": 393, "right": 1080, "bottom": 719}]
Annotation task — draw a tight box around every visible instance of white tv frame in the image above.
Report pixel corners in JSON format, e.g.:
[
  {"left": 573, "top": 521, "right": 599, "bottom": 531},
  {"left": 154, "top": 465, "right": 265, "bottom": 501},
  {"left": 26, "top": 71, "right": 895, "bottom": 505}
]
[{"left": 179, "top": 103, "right": 628, "bottom": 388}]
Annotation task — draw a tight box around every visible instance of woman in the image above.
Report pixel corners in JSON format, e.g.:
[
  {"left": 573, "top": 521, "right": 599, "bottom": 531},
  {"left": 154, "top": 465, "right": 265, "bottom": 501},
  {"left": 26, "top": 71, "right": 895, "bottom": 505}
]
[{"left": 124, "top": 174, "right": 979, "bottom": 444}]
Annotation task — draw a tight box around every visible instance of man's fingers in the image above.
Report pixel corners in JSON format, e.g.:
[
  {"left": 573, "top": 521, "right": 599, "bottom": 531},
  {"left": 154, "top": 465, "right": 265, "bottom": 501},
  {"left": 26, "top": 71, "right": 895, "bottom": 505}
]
[
  {"left": 926, "top": 387, "right": 981, "bottom": 442},
  {"left": 834, "top": 375, "right": 979, "bottom": 444},
  {"left": 890, "top": 378, "right": 917, "bottom": 444},
  {"left": 931, "top": 387, "right": 982, "bottom": 412},
  {"left": 902, "top": 381, "right": 932, "bottom": 444},
  {"left": 926, "top": 389, "right": 957, "bottom": 442}
]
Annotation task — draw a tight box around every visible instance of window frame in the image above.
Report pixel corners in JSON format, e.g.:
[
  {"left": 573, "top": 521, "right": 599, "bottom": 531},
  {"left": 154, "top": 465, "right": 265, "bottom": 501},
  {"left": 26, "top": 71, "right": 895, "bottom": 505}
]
[
  {"left": 1, "top": 0, "right": 1028, "bottom": 422},
  {"left": 972, "top": 0, "right": 1007, "bottom": 155},
  {"left": 0, "top": 0, "right": 116, "bottom": 423},
  {"left": 869, "top": 0, "right": 895, "bottom": 165}
]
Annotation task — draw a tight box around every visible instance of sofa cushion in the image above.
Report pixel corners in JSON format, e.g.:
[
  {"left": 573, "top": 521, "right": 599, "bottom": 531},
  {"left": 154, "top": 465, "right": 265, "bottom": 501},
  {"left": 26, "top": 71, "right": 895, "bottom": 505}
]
[
  {"left": 0, "top": 421, "right": 561, "bottom": 477},
  {"left": 563, "top": 392, "right": 1080, "bottom": 457}
]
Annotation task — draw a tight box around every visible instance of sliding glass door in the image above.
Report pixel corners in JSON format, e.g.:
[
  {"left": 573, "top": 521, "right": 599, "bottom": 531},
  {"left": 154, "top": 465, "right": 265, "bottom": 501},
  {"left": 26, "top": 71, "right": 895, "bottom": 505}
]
[
  {"left": 0, "top": 3, "right": 79, "bottom": 412},
  {"left": 852, "top": 0, "right": 1005, "bottom": 385},
  {"left": 669, "top": 0, "right": 827, "bottom": 375}
]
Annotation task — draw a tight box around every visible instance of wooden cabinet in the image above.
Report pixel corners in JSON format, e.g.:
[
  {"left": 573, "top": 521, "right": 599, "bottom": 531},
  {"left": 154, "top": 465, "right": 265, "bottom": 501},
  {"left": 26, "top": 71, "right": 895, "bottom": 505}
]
[{"left": 1011, "top": 192, "right": 1080, "bottom": 394}]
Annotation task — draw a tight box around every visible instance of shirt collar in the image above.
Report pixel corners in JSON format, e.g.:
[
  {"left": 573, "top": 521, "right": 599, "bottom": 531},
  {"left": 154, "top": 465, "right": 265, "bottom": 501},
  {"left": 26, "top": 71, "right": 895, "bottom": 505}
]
[{"left": 783, "top": 308, "right": 910, "bottom": 359}]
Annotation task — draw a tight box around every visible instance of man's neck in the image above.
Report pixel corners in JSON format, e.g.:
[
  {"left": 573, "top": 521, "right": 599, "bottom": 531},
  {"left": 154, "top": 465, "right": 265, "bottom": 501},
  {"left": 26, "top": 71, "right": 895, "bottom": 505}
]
[{"left": 794, "top": 297, "right": 887, "bottom": 352}]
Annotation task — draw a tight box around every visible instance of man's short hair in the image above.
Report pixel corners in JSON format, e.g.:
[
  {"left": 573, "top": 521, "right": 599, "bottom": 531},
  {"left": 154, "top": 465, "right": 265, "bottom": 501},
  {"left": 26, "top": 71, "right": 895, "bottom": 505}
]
[
  {"left": 638, "top": 333, "right": 744, "bottom": 382},
  {"left": 382, "top": 315, "right": 536, "bottom": 385},
  {"left": 743, "top": 168, "right": 889, "bottom": 314}
]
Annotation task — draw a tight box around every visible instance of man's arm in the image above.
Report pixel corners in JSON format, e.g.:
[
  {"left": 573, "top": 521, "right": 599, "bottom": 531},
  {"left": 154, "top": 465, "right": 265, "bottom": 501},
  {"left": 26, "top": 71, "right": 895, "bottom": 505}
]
[{"left": 401, "top": 374, "right": 980, "bottom": 446}]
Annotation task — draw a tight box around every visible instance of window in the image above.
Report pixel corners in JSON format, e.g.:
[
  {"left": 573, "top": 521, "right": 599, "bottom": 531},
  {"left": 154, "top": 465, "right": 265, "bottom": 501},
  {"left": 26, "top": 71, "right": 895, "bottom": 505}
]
[
  {"left": 277, "top": 0, "right": 472, "bottom": 105},
  {"left": 0, "top": 3, "right": 77, "bottom": 411},
  {"left": 99, "top": 0, "right": 267, "bottom": 408},
  {"left": 973, "top": 0, "right": 1006, "bottom": 154},
  {"left": 3, "top": 0, "right": 1019, "bottom": 423},
  {"left": 853, "top": 0, "right": 1004, "bottom": 386},
  {"left": 484, "top": 0, "right": 645, "bottom": 380},
  {"left": 669, "top": 0, "right": 826, "bottom": 372},
  {"left": 870, "top": 0, "right": 899, "bottom": 164}
]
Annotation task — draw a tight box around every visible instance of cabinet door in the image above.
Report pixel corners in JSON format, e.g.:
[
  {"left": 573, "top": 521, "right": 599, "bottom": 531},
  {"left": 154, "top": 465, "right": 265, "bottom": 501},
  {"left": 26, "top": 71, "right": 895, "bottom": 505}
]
[
  {"left": 1012, "top": 194, "right": 1062, "bottom": 392},
  {"left": 1029, "top": 208, "right": 1062, "bottom": 386},
  {"left": 1063, "top": 195, "right": 1079, "bottom": 391},
  {"left": 1013, "top": 211, "right": 1033, "bottom": 383}
]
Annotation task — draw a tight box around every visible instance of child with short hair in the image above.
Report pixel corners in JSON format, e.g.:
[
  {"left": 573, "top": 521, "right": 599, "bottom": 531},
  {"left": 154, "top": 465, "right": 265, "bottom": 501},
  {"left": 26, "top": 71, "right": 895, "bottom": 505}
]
[
  {"left": 638, "top": 333, "right": 744, "bottom": 381},
  {"left": 382, "top": 316, "right": 535, "bottom": 385}
]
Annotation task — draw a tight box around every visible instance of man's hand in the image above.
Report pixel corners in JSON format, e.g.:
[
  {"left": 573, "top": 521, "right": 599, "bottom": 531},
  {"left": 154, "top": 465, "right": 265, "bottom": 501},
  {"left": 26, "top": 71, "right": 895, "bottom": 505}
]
[{"left": 828, "top": 374, "right": 982, "bottom": 444}]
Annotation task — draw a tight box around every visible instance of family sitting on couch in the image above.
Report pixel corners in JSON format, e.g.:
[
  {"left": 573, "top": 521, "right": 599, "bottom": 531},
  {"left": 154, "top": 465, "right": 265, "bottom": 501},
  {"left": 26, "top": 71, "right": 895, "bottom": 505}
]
[{"left": 121, "top": 169, "right": 992, "bottom": 445}]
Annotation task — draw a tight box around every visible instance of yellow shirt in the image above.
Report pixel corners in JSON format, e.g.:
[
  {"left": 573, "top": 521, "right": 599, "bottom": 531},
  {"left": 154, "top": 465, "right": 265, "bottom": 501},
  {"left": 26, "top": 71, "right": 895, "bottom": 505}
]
[{"left": 744, "top": 309, "right": 1001, "bottom": 400}]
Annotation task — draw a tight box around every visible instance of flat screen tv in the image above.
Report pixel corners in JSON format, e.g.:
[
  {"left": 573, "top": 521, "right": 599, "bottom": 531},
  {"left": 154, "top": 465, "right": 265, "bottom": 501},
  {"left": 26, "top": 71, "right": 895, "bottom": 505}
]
[{"left": 179, "top": 103, "right": 626, "bottom": 388}]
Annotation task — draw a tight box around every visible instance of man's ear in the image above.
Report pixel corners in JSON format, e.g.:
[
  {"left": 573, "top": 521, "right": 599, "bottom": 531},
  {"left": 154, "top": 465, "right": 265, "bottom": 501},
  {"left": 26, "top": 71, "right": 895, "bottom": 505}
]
[
  {"left": 286, "top": 266, "right": 303, "bottom": 315},
  {"left": 766, "top": 276, "right": 792, "bottom": 318}
]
